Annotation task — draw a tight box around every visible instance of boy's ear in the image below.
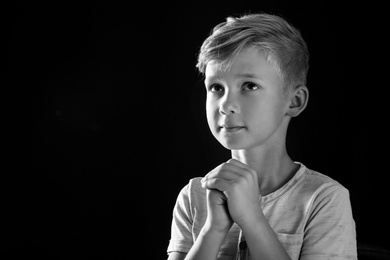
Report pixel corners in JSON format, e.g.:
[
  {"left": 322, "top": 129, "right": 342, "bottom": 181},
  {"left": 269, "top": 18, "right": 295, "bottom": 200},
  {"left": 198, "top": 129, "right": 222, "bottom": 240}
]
[{"left": 286, "top": 85, "right": 309, "bottom": 117}]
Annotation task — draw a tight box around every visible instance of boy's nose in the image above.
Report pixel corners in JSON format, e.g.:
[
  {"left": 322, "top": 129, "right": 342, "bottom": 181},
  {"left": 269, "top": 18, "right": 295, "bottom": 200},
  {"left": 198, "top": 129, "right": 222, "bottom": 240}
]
[{"left": 219, "top": 94, "right": 240, "bottom": 115}]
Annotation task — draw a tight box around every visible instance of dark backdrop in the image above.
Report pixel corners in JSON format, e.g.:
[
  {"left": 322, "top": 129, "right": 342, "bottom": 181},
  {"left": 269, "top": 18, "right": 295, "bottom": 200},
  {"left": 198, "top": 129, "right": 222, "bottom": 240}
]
[{"left": 3, "top": 1, "right": 388, "bottom": 259}]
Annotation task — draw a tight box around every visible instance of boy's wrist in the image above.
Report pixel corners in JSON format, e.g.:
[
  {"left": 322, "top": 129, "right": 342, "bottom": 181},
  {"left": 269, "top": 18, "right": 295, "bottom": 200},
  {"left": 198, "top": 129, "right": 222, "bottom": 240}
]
[{"left": 201, "top": 221, "right": 230, "bottom": 241}]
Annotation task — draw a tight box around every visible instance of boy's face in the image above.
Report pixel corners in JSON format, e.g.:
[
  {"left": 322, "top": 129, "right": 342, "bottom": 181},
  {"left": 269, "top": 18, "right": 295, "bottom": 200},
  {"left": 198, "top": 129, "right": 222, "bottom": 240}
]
[{"left": 204, "top": 46, "right": 292, "bottom": 151}]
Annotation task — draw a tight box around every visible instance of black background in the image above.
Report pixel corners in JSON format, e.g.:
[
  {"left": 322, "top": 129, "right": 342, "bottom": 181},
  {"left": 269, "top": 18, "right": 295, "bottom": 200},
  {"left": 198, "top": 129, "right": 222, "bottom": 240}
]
[{"left": 3, "top": 1, "right": 389, "bottom": 259}]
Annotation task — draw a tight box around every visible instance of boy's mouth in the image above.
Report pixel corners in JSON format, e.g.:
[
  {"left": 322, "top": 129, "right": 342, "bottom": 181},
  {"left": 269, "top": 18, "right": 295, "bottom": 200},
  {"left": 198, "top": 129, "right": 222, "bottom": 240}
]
[{"left": 220, "top": 124, "right": 246, "bottom": 132}]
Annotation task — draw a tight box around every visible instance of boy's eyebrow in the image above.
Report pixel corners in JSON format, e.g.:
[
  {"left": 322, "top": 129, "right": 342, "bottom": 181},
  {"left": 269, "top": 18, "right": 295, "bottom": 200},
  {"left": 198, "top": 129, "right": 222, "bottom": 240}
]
[
  {"left": 204, "top": 75, "right": 220, "bottom": 84},
  {"left": 204, "top": 73, "right": 263, "bottom": 85}
]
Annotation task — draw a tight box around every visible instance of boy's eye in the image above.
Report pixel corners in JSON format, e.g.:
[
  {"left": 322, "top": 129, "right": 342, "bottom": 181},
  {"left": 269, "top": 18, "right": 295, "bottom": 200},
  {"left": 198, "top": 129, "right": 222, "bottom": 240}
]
[
  {"left": 208, "top": 84, "right": 224, "bottom": 92},
  {"left": 242, "top": 82, "right": 260, "bottom": 91}
]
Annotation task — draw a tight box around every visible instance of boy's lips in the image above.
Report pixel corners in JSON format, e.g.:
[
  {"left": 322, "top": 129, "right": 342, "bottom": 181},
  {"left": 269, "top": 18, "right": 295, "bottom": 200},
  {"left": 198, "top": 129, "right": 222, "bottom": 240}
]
[{"left": 219, "top": 124, "right": 246, "bottom": 132}]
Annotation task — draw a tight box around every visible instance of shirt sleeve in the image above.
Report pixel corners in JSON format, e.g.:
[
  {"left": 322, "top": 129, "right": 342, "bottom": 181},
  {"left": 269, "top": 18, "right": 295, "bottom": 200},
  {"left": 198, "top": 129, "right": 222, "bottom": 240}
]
[
  {"left": 300, "top": 186, "right": 357, "bottom": 260},
  {"left": 167, "top": 184, "right": 194, "bottom": 254}
]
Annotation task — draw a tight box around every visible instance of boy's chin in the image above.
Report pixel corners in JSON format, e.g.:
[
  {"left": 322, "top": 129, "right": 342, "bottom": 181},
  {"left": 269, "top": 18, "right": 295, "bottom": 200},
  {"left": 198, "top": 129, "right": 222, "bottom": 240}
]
[
  {"left": 219, "top": 139, "right": 250, "bottom": 151},
  {"left": 218, "top": 136, "right": 266, "bottom": 151}
]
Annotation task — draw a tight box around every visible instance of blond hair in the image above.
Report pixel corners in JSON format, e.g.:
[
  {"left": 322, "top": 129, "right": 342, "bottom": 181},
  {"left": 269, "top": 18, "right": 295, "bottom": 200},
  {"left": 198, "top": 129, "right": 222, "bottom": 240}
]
[{"left": 197, "top": 13, "right": 309, "bottom": 90}]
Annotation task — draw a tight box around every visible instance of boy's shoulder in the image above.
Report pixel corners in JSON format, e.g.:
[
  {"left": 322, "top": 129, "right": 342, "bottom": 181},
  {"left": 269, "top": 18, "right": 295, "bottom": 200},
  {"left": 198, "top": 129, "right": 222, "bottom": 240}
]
[
  {"left": 299, "top": 165, "right": 348, "bottom": 192},
  {"left": 287, "top": 163, "right": 351, "bottom": 206}
]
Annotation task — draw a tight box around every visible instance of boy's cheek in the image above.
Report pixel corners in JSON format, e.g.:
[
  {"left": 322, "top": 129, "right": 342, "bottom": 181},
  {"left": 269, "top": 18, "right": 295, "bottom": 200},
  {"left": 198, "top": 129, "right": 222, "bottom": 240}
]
[{"left": 206, "top": 110, "right": 220, "bottom": 128}]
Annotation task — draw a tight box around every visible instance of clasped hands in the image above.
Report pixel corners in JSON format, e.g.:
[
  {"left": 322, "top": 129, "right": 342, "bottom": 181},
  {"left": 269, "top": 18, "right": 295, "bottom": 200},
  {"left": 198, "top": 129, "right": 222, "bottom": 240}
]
[{"left": 200, "top": 159, "right": 263, "bottom": 234}]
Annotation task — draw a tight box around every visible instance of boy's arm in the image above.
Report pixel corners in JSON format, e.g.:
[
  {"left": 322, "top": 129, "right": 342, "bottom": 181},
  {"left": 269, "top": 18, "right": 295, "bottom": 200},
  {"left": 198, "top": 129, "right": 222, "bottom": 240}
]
[
  {"left": 167, "top": 252, "right": 186, "bottom": 260},
  {"left": 184, "top": 223, "right": 227, "bottom": 260},
  {"left": 185, "top": 187, "right": 233, "bottom": 260}
]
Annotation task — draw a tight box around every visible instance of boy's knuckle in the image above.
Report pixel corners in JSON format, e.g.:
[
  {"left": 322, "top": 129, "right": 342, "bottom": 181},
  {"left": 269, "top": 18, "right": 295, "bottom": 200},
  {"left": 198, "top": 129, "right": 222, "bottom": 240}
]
[{"left": 221, "top": 163, "right": 230, "bottom": 170}]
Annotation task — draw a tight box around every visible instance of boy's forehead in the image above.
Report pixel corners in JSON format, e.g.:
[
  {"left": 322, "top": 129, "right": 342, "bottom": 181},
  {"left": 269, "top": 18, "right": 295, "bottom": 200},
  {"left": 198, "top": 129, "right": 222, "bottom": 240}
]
[
  {"left": 205, "top": 63, "right": 257, "bottom": 82},
  {"left": 205, "top": 47, "right": 277, "bottom": 81}
]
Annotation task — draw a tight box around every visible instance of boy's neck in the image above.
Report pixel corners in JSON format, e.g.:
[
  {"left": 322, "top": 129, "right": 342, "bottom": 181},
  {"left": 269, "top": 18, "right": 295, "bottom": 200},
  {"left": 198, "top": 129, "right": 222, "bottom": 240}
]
[{"left": 231, "top": 146, "right": 299, "bottom": 196}]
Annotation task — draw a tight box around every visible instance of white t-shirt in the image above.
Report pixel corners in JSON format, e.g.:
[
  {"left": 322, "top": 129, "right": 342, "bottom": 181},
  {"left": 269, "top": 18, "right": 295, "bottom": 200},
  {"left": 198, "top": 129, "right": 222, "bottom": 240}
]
[{"left": 167, "top": 163, "right": 357, "bottom": 260}]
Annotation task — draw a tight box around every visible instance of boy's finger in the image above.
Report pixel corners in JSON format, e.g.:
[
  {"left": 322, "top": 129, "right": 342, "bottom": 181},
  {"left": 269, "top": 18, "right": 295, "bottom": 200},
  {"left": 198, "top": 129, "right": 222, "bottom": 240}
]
[
  {"left": 201, "top": 171, "right": 237, "bottom": 185},
  {"left": 201, "top": 177, "right": 232, "bottom": 193},
  {"left": 227, "top": 159, "right": 257, "bottom": 176},
  {"left": 205, "top": 163, "right": 245, "bottom": 181},
  {"left": 227, "top": 158, "right": 250, "bottom": 170}
]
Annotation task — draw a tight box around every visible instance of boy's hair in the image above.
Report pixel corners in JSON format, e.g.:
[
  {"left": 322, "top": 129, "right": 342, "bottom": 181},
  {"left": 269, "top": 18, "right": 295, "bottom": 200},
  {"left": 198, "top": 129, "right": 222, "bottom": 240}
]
[{"left": 197, "top": 13, "right": 309, "bottom": 90}]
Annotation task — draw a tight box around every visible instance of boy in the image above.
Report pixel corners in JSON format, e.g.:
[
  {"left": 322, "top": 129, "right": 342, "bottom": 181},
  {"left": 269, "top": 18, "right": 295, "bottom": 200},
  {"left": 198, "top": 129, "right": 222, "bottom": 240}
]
[{"left": 167, "top": 13, "right": 356, "bottom": 260}]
